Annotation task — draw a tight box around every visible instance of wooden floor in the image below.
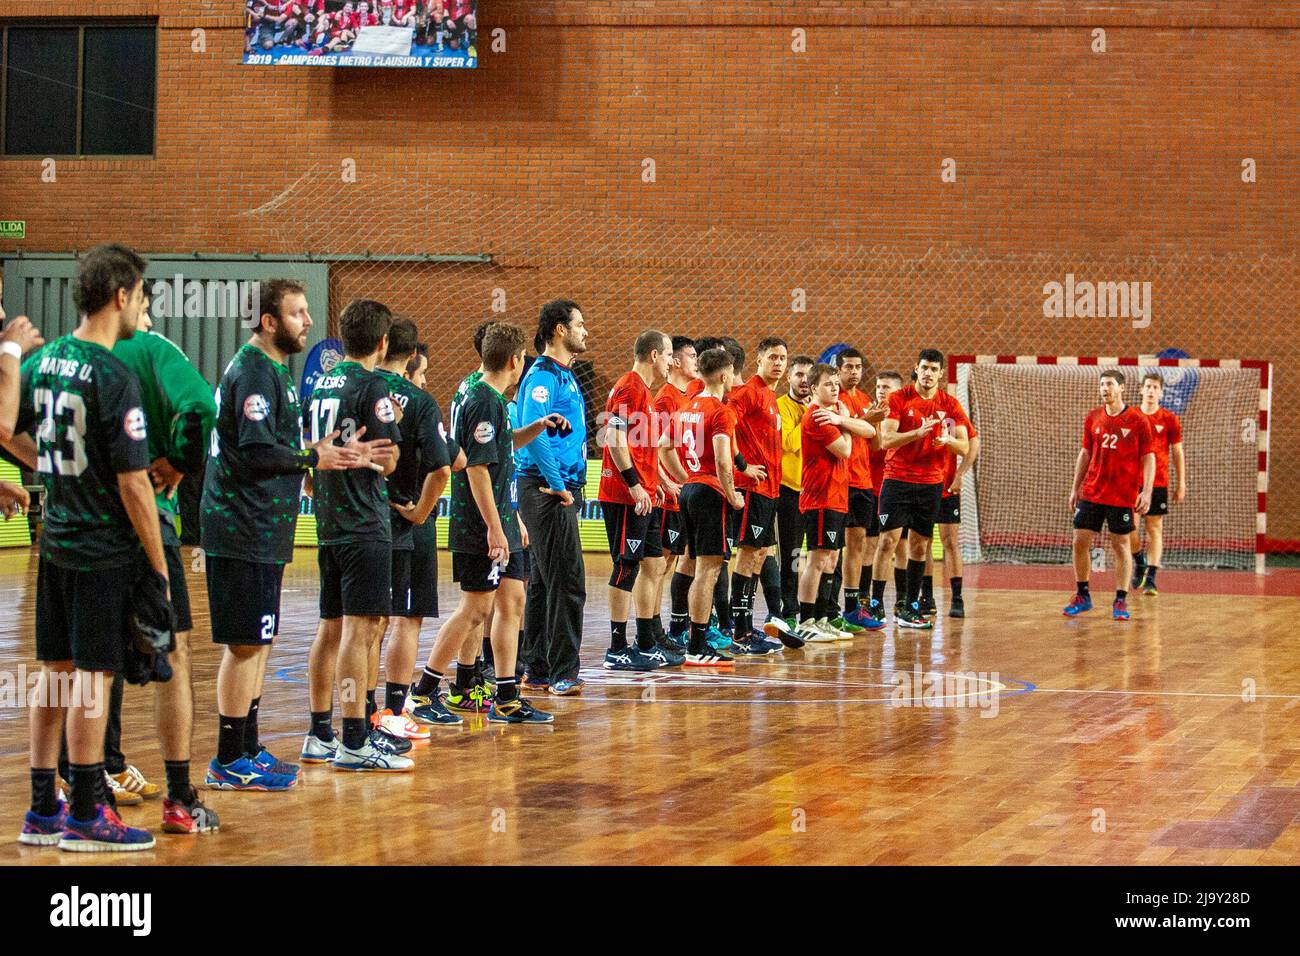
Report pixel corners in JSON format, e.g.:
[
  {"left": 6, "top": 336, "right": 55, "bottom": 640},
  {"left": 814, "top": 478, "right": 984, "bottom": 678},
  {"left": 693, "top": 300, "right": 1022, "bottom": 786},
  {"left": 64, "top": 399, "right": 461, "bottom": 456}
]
[{"left": 3, "top": 545, "right": 1300, "bottom": 866}]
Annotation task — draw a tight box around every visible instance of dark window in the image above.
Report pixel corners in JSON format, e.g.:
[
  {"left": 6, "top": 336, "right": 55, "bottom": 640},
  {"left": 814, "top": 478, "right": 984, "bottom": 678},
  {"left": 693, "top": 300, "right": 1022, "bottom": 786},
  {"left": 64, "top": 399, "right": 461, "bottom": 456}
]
[{"left": 3, "top": 22, "right": 156, "bottom": 156}]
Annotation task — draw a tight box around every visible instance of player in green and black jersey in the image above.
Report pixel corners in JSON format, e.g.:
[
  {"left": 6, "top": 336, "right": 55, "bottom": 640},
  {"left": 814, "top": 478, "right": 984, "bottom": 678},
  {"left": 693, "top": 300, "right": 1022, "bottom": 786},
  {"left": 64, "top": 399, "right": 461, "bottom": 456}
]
[
  {"left": 301, "top": 299, "right": 411, "bottom": 772},
  {"left": 409, "top": 323, "right": 569, "bottom": 724},
  {"left": 5, "top": 245, "right": 168, "bottom": 851},
  {"left": 202, "top": 278, "right": 391, "bottom": 793}
]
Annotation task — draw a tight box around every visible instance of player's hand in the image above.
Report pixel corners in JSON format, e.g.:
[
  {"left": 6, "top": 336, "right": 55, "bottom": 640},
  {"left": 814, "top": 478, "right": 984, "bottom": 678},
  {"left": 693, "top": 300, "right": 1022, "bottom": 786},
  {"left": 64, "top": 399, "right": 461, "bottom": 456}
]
[
  {"left": 743, "top": 463, "right": 768, "bottom": 483},
  {"left": 654, "top": 486, "right": 665, "bottom": 507},
  {"left": 660, "top": 476, "right": 681, "bottom": 500},
  {"left": 1175, "top": 484, "right": 1186, "bottom": 504},
  {"left": 311, "top": 430, "right": 359, "bottom": 470},
  {"left": 486, "top": 524, "right": 508, "bottom": 562},
  {"left": 811, "top": 406, "right": 841, "bottom": 428},
  {"left": 541, "top": 413, "right": 572, "bottom": 437},
  {"left": 1135, "top": 489, "right": 1152, "bottom": 516},
  {"left": 865, "top": 401, "right": 890, "bottom": 423},
  {"left": 0, "top": 315, "right": 43, "bottom": 355},
  {"left": 1068, "top": 489, "right": 1078, "bottom": 512},
  {"left": 344, "top": 425, "right": 397, "bottom": 470},
  {"left": 729, "top": 490, "right": 745, "bottom": 510},
  {"left": 934, "top": 431, "right": 955, "bottom": 448},
  {"left": 947, "top": 477, "right": 962, "bottom": 495},
  {"left": 541, "top": 486, "right": 575, "bottom": 507},
  {"left": 917, "top": 415, "right": 943, "bottom": 438},
  {"left": 148, "top": 457, "right": 184, "bottom": 497},
  {"left": 391, "top": 500, "right": 428, "bottom": 526},
  {"left": 630, "top": 482, "right": 653, "bottom": 516},
  {"left": 520, "top": 518, "right": 530, "bottom": 550},
  {"left": 0, "top": 480, "right": 28, "bottom": 519}
]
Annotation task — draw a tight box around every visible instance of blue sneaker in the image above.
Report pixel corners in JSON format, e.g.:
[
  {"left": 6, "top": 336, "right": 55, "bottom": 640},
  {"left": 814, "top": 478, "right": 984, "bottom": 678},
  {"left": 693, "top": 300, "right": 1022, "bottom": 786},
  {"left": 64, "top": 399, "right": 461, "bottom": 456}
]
[
  {"left": 488, "top": 697, "right": 555, "bottom": 724},
  {"left": 665, "top": 628, "right": 689, "bottom": 651},
  {"left": 546, "top": 677, "right": 586, "bottom": 696},
  {"left": 205, "top": 755, "right": 297, "bottom": 791},
  {"left": 250, "top": 746, "right": 299, "bottom": 777},
  {"left": 706, "top": 625, "right": 733, "bottom": 651},
  {"left": 643, "top": 644, "right": 685, "bottom": 667},
  {"left": 604, "top": 647, "right": 664, "bottom": 671},
  {"left": 405, "top": 693, "right": 464, "bottom": 725},
  {"left": 58, "top": 804, "right": 155, "bottom": 853},
  {"left": 845, "top": 605, "right": 886, "bottom": 631},
  {"left": 1063, "top": 594, "right": 1093, "bottom": 617},
  {"left": 18, "top": 799, "right": 67, "bottom": 846}
]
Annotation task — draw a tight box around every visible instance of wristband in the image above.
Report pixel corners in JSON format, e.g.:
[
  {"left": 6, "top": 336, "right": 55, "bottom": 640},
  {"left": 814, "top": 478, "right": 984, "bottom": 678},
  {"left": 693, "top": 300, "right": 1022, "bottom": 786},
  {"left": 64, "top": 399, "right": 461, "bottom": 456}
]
[
  {"left": 734, "top": 453, "right": 747, "bottom": 471},
  {"left": 304, "top": 449, "right": 320, "bottom": 470},
  {"left": 0, "top": 341, "right": 20, "bottom": 360},
  {"left": 620, "top": 466, "right": 642, "bottom": 489}
]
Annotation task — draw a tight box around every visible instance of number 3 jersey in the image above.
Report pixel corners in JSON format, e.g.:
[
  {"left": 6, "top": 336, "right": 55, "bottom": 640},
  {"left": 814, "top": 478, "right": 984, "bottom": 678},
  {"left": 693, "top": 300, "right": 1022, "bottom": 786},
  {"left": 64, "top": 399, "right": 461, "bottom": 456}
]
[
  {"left": 306, "top": 360, "right": 402, "bottom": 547},
  {"left": 17, "top": 335, "right": 150, "bottom": 570}
]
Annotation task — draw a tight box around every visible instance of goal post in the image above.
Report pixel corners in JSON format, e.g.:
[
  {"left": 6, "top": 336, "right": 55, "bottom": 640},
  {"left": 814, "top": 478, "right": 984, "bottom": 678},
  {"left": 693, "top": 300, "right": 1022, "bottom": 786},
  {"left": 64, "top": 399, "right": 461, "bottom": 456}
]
[{"left": 948, "top": 355, "right": 1271, "bottom": 574}]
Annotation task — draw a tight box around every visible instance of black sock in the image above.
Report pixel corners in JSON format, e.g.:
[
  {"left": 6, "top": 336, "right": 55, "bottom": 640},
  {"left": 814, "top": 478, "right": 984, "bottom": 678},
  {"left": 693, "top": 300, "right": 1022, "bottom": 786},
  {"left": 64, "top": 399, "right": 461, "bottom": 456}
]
[
  {"left": 30, "top": 768, "right": 57, "bottom": 816},
  {"left": 70, "top": 762, "right": 102, "bottom": 822},
  {"left": 730, "top": 572, "right": 753, "bottom": 640},
  {"left": 893, "top": 566, "right": 907, "bottom": 601},
  {"left": 635, "top": 617, "right": 656, "bottom": 652},
  {"left": 951, "top": 576, "right": 963, "bottom": 599},
  {"left": 243, "top": 697, "right": 261, "bottom": 756},
  {"left": 760, "top": 555, "right": 782, "bottom": 620},
  {"left": 610, "top": 620, "right": 629, "bottom": 652},
  {"left": 342, "top": 716, "right": 367, "bottom": 750},
  {"left": 1134, "top": 549, "right": 1147, "bottom": 568},
  {"left": 414, "top": 666, "right": 442, "bottom": 698},
  {"left": 871, "top": 578, "right": 887, "bottom": 607},
  {"left": 496, "top": 676, "right": 519, "bottom": 703},
  {"left": 844, "top": 588, "right": 859, "bottom": 615},
  {"left": 817, "top": 573, "right": 837, "bottom": 619},
  {"left": 385, "top": 681, "right": 408, "bottom": 715},
  {"left": 481, "top": 637, "right": 493, "bottom": 666},
  {"left": 858, "top": 564, "right": 872, "bottom": 595},
  {"left": 714, "top": 565, "right": 731, "bottom": 629},
  {"left": 164, "top": 760, "right": 191, "bottom": 802},
  {"left": 652, "top": 616, "right": 666, "bottom": 640},
  {"left": 1147, "top": 566, "right": 1158, "bottom": 585},
  {"left": 688, "top": 621, "right": 709, "bottom": 655},
  {"left": 921, "top": 574, "right": 934, "bottom": 604},
  {"left": 799, "top": 601, "right": 816, "bottom": 623},
  {"left": 1116, "top": 589, "right": 1128, "bottom": 602},
  {"left": 456, "top": 662, "right": 476, "bottom": 692},
  {"left": 365, "top": 689, "right": 377, "bottom": 721},
  {"left": 310, "top": 710, "right": 334, "bottom": 742},
  {"left": 670, "top": 572, "right": 692, "bottom": 634},
  {"left": 1077, "top": 580, "right": 1090, "bottom": 598},
  {"left": 905, "top": 559, "right": 925, "bottom": 605},
  {"left": 217, "top": 714, "right": 247, "bottom": 765}
]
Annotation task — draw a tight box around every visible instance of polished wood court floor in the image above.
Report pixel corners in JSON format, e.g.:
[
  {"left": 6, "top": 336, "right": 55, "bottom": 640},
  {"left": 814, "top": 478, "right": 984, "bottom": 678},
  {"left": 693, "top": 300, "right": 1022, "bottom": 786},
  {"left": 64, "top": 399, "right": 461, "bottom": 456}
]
[{"left": 3, "top": 545, "right": 1300, "bottom": 866}]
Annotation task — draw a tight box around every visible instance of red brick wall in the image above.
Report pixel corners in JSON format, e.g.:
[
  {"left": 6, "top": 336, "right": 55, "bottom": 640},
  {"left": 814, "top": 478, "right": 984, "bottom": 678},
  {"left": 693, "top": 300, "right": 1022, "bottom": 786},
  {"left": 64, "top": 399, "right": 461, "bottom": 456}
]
[{"left": 2, "top": 2, "right": 1298, "bottom": 542}]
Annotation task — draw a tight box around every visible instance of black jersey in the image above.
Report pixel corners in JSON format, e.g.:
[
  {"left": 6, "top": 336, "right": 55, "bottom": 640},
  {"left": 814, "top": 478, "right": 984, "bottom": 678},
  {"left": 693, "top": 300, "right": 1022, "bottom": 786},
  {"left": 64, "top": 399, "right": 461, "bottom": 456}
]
[
  {"left": 201, "top": 343, "right": 310, "bottom": 564},
  {"left": 448, "top": 377, "right": 520, "bottom": 555},
  {"left": 377, "top": 368, "right": 459, "bottom": 551},
  {"left": 17, "top": 335, "right": 151, "bottom": 570},
  {"left": 306, "top": 360, "right": 402, "bottom": 546}
]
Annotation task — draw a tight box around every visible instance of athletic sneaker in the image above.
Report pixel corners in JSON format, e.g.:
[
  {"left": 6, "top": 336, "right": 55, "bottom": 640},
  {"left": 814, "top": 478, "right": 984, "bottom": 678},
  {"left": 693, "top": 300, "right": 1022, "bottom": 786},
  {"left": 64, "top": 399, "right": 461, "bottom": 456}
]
[
  {"left": 705, "top": 625, "right": 733, "bottom": 651},
  {"left": 521, "top": 675, "right": 550, "bottom": 691},
  {"left": 372, "top": 708, "right": 431, "bottom": 741},
  {"left": 844, "top": 605, "right": 883, "bottom": 630},
  {"left": 59, "top": 805, "right": 155, "bottom": 853},
  {"left": 761, "top": 618, "right": 805, "bottom": 648},
  {"left": 828, "top": 614, "right": 865, "bottom": 634},
  {"left": 447, "top": 684, "right": 491, "bottom": 713},
  {"left": 1062, "top": 594, "right": 1093, "bottom": 616},
  {"left": 642, "top": 644, "right": 685, "bottom": 667},
  {"left": 104, "top": 770, "right": 143, "bottom": 806},
  {"left": 18, "top": 799, "right": 67, "bottom": 846},
  {"left": 405, "top": 693, "right": 464, "bottom": 726},
  {"left": 371, "top": 725, "right": 413, "bottom": 755},
  {"left": 488, "top": 698, "right": 555, "bottom": 724},
  {"left": 665, "top": 628, "right": 689, "bottom": 651},
  {"left": 1131, "top": 556, "right": 1147, "bottom": 589},
  {"left": 330, "top": 731, "right": 415, "bottom": 771},
  {"left": 895, "top": 603, "right": 932, "bottom": 629},
  {"left": 949, "top": 595, "right": 965, "bottom": 618},
  {"left": 250, "top": 747, "right": 299, "bottom": 777},
  {"left": 894, "top": 599, "right": 908, "bottom": 620},
  {"left": 806, "top": 621, "right": 845, "bottom": 643},
  {"left": 655, "top": 629, "right": 688, "bottom": 659},
  {"left": 1142, "top": 577, "right": 1158, "bottom": 596},
  {"left": 300, "top": 732, "right": 340, "bottom": 763},
  {"left": 1112, "top": 599, "right": 1130, "bottom": 621},
  {"left": 604, "top": 646, "right": 664, "bottom": 671},
  {"left": 109, "top": 765, "right": 160, "bottom": 802},
  {"left": 789, "top": 621, "right": 822, "bottom": 646},
  {"left": 161, "top": 788, "right": 220, "bottom": 834},
  {"left": 815, "top": 618, "right": 853, "bottom": 640},
  {"left": 547, "top": 677, "right": 585, "bottom": 696},
  {"left": 865, "top": 600, "right": 888, "bottom": 628},
  {"left": 731, "top": 635, "right": 777, "bottom": 656},
  {"left": 479, "top": 659, "right": 497, "bottom": 687},
  {"left": 684, "top": 649, "right": 735, "bottom": 668},
  {"left": 205, "top": 755, "right": 297, "bottom": 791},
  {"left": 918, "top": 595, "right": 937, "bottom": 619}
]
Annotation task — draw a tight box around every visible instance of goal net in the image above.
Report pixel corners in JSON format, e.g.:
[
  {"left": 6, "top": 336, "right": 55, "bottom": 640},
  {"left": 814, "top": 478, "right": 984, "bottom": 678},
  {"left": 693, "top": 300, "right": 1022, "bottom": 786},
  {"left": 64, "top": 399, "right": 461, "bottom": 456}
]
[{"left": 950, "top": 357, "right": 1270, "bottom": 573}]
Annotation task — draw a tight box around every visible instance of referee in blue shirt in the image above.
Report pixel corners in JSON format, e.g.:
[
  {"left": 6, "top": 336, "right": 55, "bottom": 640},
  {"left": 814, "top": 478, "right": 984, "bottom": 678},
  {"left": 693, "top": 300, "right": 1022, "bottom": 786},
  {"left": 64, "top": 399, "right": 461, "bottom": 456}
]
[{"left": 515, "top": 300, "right": 590, "bottom": 695}]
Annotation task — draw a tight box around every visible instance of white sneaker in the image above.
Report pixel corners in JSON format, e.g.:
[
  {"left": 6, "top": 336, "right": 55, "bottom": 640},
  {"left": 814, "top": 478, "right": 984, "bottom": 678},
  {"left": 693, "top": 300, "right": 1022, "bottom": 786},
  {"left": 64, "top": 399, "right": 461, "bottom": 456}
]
[
  {"left": 814, "top": 618, "right": 852, "bottom": 640},
  {"left": 299, "top": 733, "right": 340, "bottom": 764},
  {"left": 329, "top": 733, "right": 414, "bottom": 772},
  {"left": 104, "top": 770, "right": 144, "bottom": 806},
  {"left": 376, "top": 709, "right": 430, "bottom": 741},
  {"left": 791, "top": 621, "right": 824, "bottom": 645}
]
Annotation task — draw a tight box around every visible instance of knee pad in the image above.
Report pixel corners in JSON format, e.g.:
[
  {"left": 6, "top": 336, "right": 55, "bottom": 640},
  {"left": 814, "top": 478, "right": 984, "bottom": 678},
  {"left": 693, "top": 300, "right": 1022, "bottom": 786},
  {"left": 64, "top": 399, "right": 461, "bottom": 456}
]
[{"left": 609, "top": 559, "right": 641, "bottom": 592}]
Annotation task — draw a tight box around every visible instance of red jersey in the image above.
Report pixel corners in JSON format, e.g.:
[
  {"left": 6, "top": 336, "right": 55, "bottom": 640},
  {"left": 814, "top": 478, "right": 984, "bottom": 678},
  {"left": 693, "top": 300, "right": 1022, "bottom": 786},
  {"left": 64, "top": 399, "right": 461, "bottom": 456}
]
[
  {"left": 941, "top": 418, "right": 979, "bottom": 498},
  {"left": 677, "top": 395, "right": 737, "bottom": 494},
  {"left": 799, "top": 405, "right": 848, "bottom": 513},
  {"left": 653, "top": 381, "right": 693, "bottom": 513},
  {"left": 686, "top": 378, "right": 704, "bottom": 399},
  {"left": 729, "top": 375, "right": 782, "bottom": 498},
  {"left": 445, "top": 0, "right": 473, "bottom": 18},
  {"left": 839, "top": 387, "right": 874, "bottom": 491},
  {"left": 883, "top": 385, "right": 972, "bottom": 486},
  {"left": 869, "top": 445, "right": 886, "bottom": 495},
  {"left": 1080, "top": 405, "right": 1155, "bottom": 507},
  {"left": 1139, "top": 406, "right": 1182, "bottom": 487},
  {"left": 598, "top": 371, "right": 659, "bottom": 505}
]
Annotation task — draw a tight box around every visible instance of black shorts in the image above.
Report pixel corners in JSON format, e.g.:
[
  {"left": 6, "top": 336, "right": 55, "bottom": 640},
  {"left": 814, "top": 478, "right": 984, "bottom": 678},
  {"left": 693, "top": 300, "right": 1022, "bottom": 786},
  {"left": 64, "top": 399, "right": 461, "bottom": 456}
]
[
  {"left": 164, "top": 543, "right": 193, "bottom": 633},
  {"left": 452, "top": 550, "right": 529, "bottom": 592},
  {"left": 35, "top": 558, "right": 134, "bottom": 672},
  {"left": 680, "top": 482, "right": 732, "bottom": 559},
  {"left": 878, "top": 479, "right": 944, "bottom": 538},
  {"left": 398, "top": 521, "right": 439, "bottom": 618},
  {"left": 803, "top": 508, "right": 848, "bottom": 551},
  {"left": 846, "top": 487, "right": 875, "bottom": 531},
  {"left": 661, "top": 508, "right": 687, "bottom": 556},
  {"left": 1149, "top": 486, "right": 1169, "bottom": 516},
  {"left": 319, "top": 541, "right": 392, "bottom": 619},
  {"left": 390, "top": 548, "right": 413, "bottom": 617},
  {"left": 1073, "top": 499, "right": 1135, "bottom": 535},
  {"left": 938, "top": 493, "right": 962, "bottom": 526},
  {"left": 602, "top": 501, "right": 662, "bottom": 561},
  {"left": 207, "top": 555, "right": 286, "bottom": 646},
  {"left": 864, "top": 489, "right": 882, "bottom": 536},
  {"left": 735, "top": 490, "right": 778, "bottom": 549}
]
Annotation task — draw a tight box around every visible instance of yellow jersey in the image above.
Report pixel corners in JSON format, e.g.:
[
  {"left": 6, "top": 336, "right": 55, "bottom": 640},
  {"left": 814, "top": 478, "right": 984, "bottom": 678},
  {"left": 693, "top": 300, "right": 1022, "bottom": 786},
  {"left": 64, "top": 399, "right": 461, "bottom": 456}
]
[{"left": 778, "top": 392, "right": 806, "bottom": 492}]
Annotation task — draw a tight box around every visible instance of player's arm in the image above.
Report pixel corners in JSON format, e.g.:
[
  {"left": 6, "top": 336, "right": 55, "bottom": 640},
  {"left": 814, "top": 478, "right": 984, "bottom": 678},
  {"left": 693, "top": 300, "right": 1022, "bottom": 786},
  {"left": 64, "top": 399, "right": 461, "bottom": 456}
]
[
  {"left": 403, "top": 465, "right": 451, "bottom": 526},
  {"left": 513, "top": 412, "right": 569, "bottom": 447},
  {"left": 466, "top": 464, "right": 507, "bottom": 559},
  {"left": 107, "top": 374, "right": 167, "bottom": 579},
  {"left": 1171, "top": 441, "right": 1186, "bottom": 503},
  {"left": 825, "top": 425, "right": 852, "bottom": 460},
  {"left": 516, "top": 369, "right": 567, "bottom": 492},
  {"left": 606, "top": 418, "right": 653, "bottom": 515},
  {"left": 403, "top": 400, "right": 457, "bottom": 524},
  {"left": 1, "top": 431, "right": 37, "bottom": 470},
  {"left": 0, "top": 479, "right": 28, "bottom": 519},
  {"left": 119, "top": 470, "right": 168, "bottom": 579},
  {"left": 1068, "top": 448, "right": 1090, "bottom": 510},
  {"left": 0, "top": 317, "right": 43, "bottom": 443},
  {"left": 657, "top": 427, "right": 689, "bottom": 486},
  {"left": 934, "top": 423, "right": 970, "bottom": 458},
  {"left": 1135, "top": 452, "right": 1156, "bottom": 515},
  {"left": 150, "top": 337, "right": 218, "bottom": 493},
  {"left": 713, "top": 432, "right": 743, "bottom": 509},
  {"left": 951, "top": 433, "right": 980, "bottom": 494}
]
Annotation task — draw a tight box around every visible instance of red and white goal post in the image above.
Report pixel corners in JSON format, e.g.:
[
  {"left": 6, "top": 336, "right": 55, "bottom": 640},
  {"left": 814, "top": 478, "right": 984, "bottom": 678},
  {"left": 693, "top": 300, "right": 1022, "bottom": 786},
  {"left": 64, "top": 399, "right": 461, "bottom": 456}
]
[{"left": 946, "top": 355, "right": 1272, "bottom": 574}]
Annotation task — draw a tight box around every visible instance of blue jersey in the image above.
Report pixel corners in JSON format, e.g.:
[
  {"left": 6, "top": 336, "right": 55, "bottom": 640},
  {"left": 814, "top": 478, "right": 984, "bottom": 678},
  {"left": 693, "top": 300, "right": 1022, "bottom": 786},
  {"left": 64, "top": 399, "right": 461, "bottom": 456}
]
[{"left": 513, "top": 355, "right": 587, "bottom": 491}]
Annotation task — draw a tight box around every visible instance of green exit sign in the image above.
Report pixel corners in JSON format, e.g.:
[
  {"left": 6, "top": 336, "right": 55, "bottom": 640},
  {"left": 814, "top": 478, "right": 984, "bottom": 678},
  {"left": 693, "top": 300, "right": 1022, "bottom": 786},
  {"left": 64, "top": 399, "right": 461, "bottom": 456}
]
[{"left": 0, "top": 221, "right": 24, "bottom": 239}]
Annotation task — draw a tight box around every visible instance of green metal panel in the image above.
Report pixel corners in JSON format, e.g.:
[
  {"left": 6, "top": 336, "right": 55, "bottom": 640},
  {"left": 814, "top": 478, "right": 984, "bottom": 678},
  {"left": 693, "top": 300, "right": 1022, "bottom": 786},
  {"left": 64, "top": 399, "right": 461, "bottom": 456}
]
[{"left": 1, "top": 255, "right": 328, "bottom": 387}]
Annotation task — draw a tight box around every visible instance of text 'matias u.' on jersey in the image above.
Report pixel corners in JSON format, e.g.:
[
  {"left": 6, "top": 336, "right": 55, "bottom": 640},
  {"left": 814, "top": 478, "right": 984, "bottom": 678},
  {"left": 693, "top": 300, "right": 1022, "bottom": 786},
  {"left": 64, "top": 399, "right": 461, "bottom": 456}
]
[
  {"left": 838, "top": 387, "right": 874, "bottom": 491},
  {"left": 1139, "top": 405, "right": 1182, "bottom": 487},
  {"left": 941, "top": 417, "right": 979, "bottom": 499},
  {"left": 653, "top": 381, "right": 693, "bottom": 512},
  {"left": 1080, "top": 405, "right": 1155, "bottom": 507},
  {"left": 377, "top": 367, "right": 458, "bottom": 551},
  {"left": 730, "top": 374, "right": 782, "bottom": 499},
  {"left": 17, "top": 335, "right": 150, "bottom": 571},
  {"left": 202, "top": 343, "right": 309, "bottom": 564},
  {"left": 448, "top": 377, "right": 521, "bottom": 555},
  {"left": 799, "top": 406, "right": 848, "bottom": 513},
  {"left": 598, "top": 370, "right": 660, "bottom": 505},
  {"left": 883, "top": 384, "right": 973, "bottom": 486},
  {"left": 305, "top": 360, "right": 402, "bottom": 547},
  {"left": 675, "top": 394, "right": 737, "bottom": 494},
  {"left": 777, "top": 392, "right": 806, "bottom": 492}
]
